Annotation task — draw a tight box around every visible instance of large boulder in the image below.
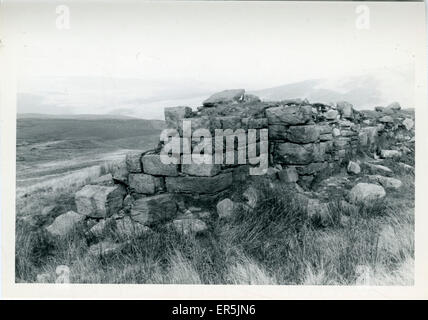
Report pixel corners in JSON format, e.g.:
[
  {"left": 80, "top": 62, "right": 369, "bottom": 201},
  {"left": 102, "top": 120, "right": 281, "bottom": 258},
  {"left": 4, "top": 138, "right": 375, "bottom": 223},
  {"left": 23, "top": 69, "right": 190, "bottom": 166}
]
[
  {"left": 165, "top": 173, "right": 232, "bottom": 194},
  {"left": 266, "top": 105, "right": 312, "bottom": 125},
  {"left": 203, "top": 89, "right": 245, "bottom": 107},
  {"left": 142, "top": 154, "right": 179, "bottom": 176},
  {"left": 75, "top": 185, "right": 126, "bottom": 218},
  {"left": 46, "top": 211, "right": 84, "bottom": 237},
  {"left": 287, "top": 125, "right": 320, "bottom": 143},
  {"left": 128, "top": 173, "right": 164, "bottom": 194},
  {"left": 130, "top": 194, "right": 178, "bottom": 225},
  {"left": 349, "top": 183, "right": 386, "bottom": 204}
]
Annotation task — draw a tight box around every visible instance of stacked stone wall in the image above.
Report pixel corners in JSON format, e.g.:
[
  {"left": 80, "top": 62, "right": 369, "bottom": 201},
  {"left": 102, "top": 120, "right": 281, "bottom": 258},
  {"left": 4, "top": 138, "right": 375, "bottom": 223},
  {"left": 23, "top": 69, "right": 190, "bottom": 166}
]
[{"left": 70, "top": 89, "right": 414, "bottom": 228}]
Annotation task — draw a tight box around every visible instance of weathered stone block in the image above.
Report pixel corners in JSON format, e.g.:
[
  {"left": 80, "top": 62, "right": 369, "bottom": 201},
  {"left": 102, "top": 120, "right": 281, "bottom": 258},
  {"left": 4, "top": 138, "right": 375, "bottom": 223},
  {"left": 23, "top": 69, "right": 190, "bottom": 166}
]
[
  {"left": 274, "top": 142, "right": 316, "bottom": 165},
  {"left": 165, "top": 173, "right": 233, "bottom": 194},
  {"left": 318, "top": 125, "right": 333, "bottom": 134},
  {"left": 110, "top": 159, "right": 129, "bottom": 184},
  {"left": 46, "top": 211, "right": 84, "bottom": 237},
  {"left": 217, "top": 116, "right": 242, "bottom": 130},
  {"left": 266, "top": 105, "right": 312, "bottom": 125},
  {"left": 320, "top": 133, "right": 333, "bottom": 141},
  {"left": 268, "top": 124, "right": 287, "bottom": 140},
  {"left": 203, "top": 89, "right": 245, "bottom": 107},
  {"left": 126, "top": 151, "right": 143, "bottom": 173},
  {"left": 325, "top": 109, "right": 339, "bottom": 120},
  {"left": 178, "top": 116, "right": 212, "bottom": 134},
  {"left": 142, "top": 153, "right": 179, "bottom": 176},
  {"left": 164, "top": 106, "right": 193, "bottom": 129},
  {"left": 313, "top": 143, "right": 327, "bottom": 162},
  {"left": 182, "top": 163, "right": 221, "bottom": 177},
  {"left": 128, "top": 173, "right": 164, "bottom": 194},
  {"left": 287, "top": 125, "right": 320, "bottom": 143},
  {"left": 242, "top": 118, "right": 268, "bottom": 129},
  {"left": 131, "top": 194, "right": 178, "bottom": 225},
  {"left": 75, "top": 185, "right": 126, "bottom": 218}
]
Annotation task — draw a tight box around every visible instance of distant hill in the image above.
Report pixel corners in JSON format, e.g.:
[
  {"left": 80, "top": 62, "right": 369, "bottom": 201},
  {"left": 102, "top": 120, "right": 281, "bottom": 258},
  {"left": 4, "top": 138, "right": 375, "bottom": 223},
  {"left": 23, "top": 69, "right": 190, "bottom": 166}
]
[
  {"left": 252, "top": 68, "right": 414, "bottom": 110},
  {"left": 17, "top": 113, "right": 142, "bottom": 120}
]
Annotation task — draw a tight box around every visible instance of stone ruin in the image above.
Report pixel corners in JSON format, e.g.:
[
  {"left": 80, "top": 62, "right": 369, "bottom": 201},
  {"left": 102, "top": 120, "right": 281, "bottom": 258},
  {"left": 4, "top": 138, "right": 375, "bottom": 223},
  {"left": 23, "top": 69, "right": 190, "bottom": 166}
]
[{"left": 41, "top": 89, "right": 415, "bottom": 255}]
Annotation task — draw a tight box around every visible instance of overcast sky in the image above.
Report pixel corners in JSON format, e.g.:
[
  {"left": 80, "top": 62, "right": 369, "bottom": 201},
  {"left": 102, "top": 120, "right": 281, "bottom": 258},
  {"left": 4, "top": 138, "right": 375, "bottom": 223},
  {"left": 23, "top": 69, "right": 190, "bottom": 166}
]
[{"left": 1, "top": 1, "right": 423, "bottom": 118}]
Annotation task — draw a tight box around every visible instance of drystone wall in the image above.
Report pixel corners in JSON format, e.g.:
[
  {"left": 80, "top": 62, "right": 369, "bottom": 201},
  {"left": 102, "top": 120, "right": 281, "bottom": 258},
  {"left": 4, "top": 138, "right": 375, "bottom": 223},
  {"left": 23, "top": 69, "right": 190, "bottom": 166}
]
[{"left": 46, "top": 89, "right": 414, "bottom": 242}]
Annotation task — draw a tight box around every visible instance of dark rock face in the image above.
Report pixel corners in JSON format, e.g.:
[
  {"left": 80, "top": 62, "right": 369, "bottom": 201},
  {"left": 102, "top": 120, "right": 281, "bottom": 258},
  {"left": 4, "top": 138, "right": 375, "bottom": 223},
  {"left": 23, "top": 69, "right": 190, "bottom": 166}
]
[
  {"left": 274, "top": 143, "right": 317, "bottom": 165},
  {"left": 165, "top": 173, "right": 233, "bottom": 194},
  {"left": 287, "top": 125, "right": 320, "bottom": 143},
  {"left": 131, "top": 194, "right": 178, "bottom": 225}
]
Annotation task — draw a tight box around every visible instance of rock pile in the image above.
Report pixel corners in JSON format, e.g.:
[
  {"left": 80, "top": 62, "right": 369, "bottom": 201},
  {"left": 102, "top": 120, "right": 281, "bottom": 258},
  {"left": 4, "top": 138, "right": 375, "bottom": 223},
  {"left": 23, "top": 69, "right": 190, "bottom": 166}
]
[{"left": 37, "top": 89, "right": 414, "bottom": 256}]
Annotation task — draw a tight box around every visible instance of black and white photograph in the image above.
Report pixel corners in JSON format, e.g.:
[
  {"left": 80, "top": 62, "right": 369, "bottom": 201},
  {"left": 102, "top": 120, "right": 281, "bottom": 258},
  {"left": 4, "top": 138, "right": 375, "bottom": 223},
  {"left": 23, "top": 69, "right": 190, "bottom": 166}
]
[{"left": 0, "top": 0, "right": 427, "bottom": 300}]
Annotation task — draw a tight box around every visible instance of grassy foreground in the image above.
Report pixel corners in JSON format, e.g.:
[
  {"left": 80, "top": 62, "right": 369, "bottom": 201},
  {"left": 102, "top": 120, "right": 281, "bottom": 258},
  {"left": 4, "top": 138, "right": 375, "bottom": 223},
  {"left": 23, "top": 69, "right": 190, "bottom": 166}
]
[{"left": 15, "top": 157, "right": 414, "bottom": 285}]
